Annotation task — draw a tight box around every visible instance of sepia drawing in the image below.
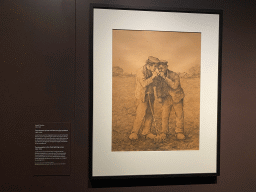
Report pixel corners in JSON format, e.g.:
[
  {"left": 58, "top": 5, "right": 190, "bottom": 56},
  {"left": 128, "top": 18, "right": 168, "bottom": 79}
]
[{"left": 112, "top": 30, "right": 201, "bottom": 151}]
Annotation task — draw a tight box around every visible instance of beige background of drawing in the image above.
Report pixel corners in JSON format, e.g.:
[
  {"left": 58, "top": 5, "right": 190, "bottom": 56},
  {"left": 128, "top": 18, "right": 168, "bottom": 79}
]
[
  {"left": 93, "top": 8, "right": 219, "bottom": 177},
  {"left": 112, "top": 30, "right": 201, "bottom": 74}
]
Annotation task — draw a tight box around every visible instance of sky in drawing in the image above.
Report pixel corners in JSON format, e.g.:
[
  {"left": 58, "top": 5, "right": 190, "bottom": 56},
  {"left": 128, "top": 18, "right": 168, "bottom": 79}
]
[{"left": 113, "top": 30, "right": 201, "bottom": 74}]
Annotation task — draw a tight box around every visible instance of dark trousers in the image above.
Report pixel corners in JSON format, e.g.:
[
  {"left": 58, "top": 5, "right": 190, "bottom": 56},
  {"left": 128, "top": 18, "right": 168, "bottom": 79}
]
[{"left": 155, "top": 95, "right": 184, "bottom": 134}]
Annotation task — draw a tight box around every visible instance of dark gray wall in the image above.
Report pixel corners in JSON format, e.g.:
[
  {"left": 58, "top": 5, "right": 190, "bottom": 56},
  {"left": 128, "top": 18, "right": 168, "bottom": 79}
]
[{"left": 1, "top": 0, "right": 256, "bottom": 191}]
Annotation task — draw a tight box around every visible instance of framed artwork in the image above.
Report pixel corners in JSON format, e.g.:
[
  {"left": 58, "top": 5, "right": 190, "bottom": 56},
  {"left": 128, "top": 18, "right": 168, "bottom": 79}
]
[{"left": 89, "top": 3, "right": 222, "bottom": 180}]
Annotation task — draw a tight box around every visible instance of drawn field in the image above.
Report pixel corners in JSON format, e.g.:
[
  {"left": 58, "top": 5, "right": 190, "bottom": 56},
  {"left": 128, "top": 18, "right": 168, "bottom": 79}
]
[{"left": 112, "top": 76, "right": 200, "bottom": 151}]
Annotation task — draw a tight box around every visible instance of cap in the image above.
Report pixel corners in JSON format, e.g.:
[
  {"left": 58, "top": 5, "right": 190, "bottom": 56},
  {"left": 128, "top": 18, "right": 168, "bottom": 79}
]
[
  {"left": 147, "top": 56, "right": 160, "bottom": 64},
  {"left": 159, "top": 60, "right": 168, "bottom": 65}
]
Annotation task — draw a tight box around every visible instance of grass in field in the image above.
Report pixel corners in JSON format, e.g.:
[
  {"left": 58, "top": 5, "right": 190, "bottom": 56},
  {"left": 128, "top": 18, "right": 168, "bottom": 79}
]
[{"left": 112, "top": 76, "right": 200, "bottom": 151}]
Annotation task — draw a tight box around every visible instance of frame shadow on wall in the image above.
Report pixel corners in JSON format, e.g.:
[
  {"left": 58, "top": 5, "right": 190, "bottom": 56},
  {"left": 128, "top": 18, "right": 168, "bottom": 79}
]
[{"left": 89, "top": 175, "right": 217, "bottom": 188}]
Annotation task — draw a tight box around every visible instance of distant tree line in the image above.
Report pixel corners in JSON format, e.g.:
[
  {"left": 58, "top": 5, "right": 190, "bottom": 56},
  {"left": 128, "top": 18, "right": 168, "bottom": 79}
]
[
  {"left": 113, "top": 65, "right": 200, "bottom": 78},
  {"left": 113, "top": 66, "right": 135, "bottom": 77},
  {"left": 179, "top": 64, "right": 200, "bottom": 78}
]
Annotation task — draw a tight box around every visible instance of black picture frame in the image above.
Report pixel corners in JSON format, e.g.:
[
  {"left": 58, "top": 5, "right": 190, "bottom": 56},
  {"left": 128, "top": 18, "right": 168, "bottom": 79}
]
[{"left": 89, "top": 3, "right": 222, "bottom": 187}]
